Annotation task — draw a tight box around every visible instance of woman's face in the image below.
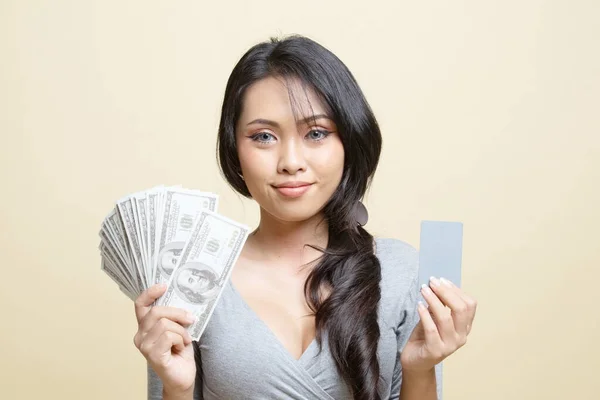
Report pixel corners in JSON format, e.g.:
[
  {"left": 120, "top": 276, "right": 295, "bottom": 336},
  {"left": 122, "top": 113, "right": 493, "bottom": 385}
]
[{"left": 235, "top": 76, "right": 344, "bottom": 222}]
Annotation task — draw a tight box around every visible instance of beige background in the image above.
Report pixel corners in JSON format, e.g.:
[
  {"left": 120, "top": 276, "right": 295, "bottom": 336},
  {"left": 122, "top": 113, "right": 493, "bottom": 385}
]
[{"left": 1, "top": 1, "right": 598, "bottom": 399}]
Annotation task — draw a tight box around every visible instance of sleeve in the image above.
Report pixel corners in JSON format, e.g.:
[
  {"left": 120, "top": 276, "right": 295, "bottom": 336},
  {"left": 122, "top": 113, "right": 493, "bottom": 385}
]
[
  {"left": 147, "top": 341, "right": 204, "bottom": 400},
  {"left": 388, "top": 250, "right": 443, "bottom": 400}
]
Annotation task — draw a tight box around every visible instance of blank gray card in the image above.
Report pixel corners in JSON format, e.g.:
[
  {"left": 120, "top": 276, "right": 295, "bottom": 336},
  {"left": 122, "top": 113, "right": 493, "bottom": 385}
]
[
  {"left": 418, "top": 220, "right": 463, "bottom": 289},
  {"left": 417, "top": 220, "right": 463, "bottom": 400}
]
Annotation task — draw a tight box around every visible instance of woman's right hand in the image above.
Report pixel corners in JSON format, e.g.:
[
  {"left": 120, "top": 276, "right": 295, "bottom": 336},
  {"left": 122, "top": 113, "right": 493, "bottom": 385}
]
[{"left": 134, "top": 284, "right": 197, "bottom": 396}]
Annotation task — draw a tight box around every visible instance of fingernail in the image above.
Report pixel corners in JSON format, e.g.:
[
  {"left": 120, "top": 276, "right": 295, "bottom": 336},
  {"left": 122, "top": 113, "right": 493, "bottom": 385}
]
[
  {"left": 429, "top": 276, "right": 440, "bottom": 287},
  {"left": 440, "top": 277, "right": 453, "bottom": 287},
  {"left": 186, "top": 313, "right": 196, "bottom": 322},
  {"left": 421, "top": 284, "right": 432, "bottom": 295}
]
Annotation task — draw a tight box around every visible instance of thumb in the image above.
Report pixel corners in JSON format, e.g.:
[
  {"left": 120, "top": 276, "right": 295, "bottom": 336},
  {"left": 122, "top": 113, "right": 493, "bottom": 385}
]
[{"left": 134, "top": 284, "right": 168, "bottom": 322}]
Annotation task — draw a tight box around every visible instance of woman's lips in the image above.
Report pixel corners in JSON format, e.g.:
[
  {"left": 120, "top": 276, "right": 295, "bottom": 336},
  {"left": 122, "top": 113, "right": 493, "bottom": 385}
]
[{"left": 273, "top": 184, "right": 313, "bottom": 198}]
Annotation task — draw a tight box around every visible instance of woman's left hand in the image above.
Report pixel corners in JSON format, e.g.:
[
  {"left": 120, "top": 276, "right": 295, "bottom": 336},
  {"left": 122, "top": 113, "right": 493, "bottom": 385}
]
[{"left": 400, "top": 276, "right": 477, "bottom": 373}]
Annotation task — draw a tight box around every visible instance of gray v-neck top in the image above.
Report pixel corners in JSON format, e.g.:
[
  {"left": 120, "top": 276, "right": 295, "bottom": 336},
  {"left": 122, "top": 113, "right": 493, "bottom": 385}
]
[{"left": 147, "top": 238, "right": 443, "bottom": 399}]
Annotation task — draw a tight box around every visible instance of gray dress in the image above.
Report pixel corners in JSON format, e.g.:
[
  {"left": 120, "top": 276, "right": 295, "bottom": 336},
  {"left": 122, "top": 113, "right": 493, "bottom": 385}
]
[{"left": 148, "top": 238, "right": 443, "bottom": 399}]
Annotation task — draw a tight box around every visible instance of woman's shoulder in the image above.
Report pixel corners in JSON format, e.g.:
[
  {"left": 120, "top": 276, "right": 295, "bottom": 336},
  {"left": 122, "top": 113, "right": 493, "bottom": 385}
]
[
  {"left": 374, "top": 237, "right": 419, "bottom": 278},
  {"left": 373, "top": 237, "right": 420, "bottom": 312}
]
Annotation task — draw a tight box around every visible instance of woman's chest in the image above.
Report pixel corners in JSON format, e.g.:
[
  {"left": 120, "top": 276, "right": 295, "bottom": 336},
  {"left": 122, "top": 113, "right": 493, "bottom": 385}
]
[
  {"left": 230, "top": 264, "right": 317, "bottom": 360},
  {"left": 196, "top": 282, "right": 399, "bottom": 399}
]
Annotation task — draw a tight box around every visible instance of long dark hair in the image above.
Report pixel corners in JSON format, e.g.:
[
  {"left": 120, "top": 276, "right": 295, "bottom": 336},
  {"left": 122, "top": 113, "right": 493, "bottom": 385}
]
[{"left": 216, "top": 35, "right": 383, "bottom": 400}]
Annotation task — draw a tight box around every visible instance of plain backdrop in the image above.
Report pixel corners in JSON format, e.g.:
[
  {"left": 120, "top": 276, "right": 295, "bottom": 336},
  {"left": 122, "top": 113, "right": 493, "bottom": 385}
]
[{"left": 1, "top": 1, "right": 598, "bottom": 399}]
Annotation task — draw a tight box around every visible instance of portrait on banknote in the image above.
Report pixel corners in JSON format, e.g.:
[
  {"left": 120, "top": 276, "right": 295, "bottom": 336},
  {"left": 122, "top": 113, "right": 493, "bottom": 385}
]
[{"left": 173, "top": 262, "right": 220, "bottom": 305}]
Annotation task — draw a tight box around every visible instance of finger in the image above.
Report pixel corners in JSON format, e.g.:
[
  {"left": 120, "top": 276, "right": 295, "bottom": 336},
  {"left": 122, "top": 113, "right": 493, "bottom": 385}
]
[
  {"left": 421, "top": 283, "right": 456, "bottom": 343},
  {"left": 144, "top": 317, "right": 193, "bottom": 346},
  {"left": 151, "top": 331, "right": 186, "bottom": 364},
  {"left": 429, "top": 277, "right": 470, "bottom": 337},
  {"left": 140, "top": 306, "right": 196, "bottom": 334},
  {"left": 134, "top": 284, "right": 168, "bottom": 322},
  {"left": 417, "top": 301, "right": 443, "bottom": 356},
  {"left": 438, "top": 277, "right": 478, "bottom": 335}
]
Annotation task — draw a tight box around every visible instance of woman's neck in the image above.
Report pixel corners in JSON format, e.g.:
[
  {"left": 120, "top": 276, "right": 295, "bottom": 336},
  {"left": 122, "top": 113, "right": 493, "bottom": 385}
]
[{"left": 247, "top": 208, "right": 329, "bottom": 267}]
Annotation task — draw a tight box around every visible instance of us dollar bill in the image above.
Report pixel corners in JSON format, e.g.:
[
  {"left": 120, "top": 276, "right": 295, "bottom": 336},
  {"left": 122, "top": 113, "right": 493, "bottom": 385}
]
[
  {"left": 147, "top": 188, "right": 161, "bottom": 285},
  {"left": 106, "top": 208, "right": 144, "bottom": 294},
  {"left": 101, "top": 256, "right": 135, "bottom": 301},
  {"left": 99, "top": 236, "right": 136, "bottom": 293},
  {"left": 159, "top": 210, "right": 249, "bottom": 340},
  {"left": 153, "top": 189, "right": 219, "bottom": 287},
  {"left": 117, "top": 195, "right": 147, "bottom": 290}
]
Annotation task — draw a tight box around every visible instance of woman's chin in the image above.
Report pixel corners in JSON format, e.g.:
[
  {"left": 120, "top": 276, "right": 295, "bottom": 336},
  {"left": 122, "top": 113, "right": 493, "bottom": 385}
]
[{"left": 264, "top": 205, "right": 324, "bottom": 224}]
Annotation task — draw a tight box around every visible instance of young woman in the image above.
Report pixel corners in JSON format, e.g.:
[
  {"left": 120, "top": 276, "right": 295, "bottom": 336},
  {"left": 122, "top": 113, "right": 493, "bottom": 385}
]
[{"left": 133, "top": 35, "right": 477, "bottom": 400}]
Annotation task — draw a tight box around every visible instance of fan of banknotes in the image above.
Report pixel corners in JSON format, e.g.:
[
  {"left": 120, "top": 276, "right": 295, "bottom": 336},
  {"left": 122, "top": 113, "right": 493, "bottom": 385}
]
[{"left": 99, "top": 185, "right": 250, "bottom": 340}]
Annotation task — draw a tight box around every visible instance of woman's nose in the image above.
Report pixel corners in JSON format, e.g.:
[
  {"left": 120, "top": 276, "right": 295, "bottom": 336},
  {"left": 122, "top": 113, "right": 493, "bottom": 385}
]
[{"left": 277, "top": 138, "right": 307, "bottom": 175}]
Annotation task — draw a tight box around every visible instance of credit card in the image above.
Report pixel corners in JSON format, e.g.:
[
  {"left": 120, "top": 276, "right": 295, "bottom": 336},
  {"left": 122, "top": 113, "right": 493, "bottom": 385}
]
[
  {"left": 417, "top": 220, "right": 462, "bottom": 399},
  {"left": 418, "top": 220, "right": 463, "bottom": 291}
]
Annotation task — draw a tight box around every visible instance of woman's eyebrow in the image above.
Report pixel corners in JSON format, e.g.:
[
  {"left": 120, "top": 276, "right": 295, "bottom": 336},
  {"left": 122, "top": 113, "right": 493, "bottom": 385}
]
[{"left": 246, "top": 114, "right": 332, "bottom": 128}]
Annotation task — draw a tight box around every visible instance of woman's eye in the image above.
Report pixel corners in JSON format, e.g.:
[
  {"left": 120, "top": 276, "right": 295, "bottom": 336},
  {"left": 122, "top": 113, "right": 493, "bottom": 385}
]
[
  {"left": 251, "top": 132, "right": 276, "bottom": 143},
  {"left": 307, "top": 129, "right": 330, "bottom": 141}
]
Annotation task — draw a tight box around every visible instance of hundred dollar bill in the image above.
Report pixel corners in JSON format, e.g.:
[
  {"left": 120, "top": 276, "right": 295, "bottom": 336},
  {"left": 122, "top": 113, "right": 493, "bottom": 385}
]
[
  {"left": 117, "top": 195, "right": 147, "bottom": 290},
  {"left": 146, "top": 187, "right": 162, "bottom": 285},
  {"left": 101, "top": 255, "right": 136, "bottom": 301},
  {"left": 99, "top": 236, "right": 136, "bottom": 294},
  {"left": 159, "top": 210, "right": 249, "bottom": 340},
  {"left": 105, "top": 209, "right": 144, "bottom": 294},
  {"left": 153, "top": 189, "right": 218, "bottom": 287},
  {"left": 132, "top": 192, "right": 151, "bottom": 284},
  {"left": 148, "top": 185, "right": 180, "bottom": 284},
  {"left": 100, "top": 215, "right": 129, "bottom": 272}
]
